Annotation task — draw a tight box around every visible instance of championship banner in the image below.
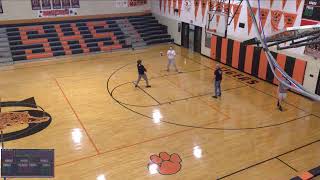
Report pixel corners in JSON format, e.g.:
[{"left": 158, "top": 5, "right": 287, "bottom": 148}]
[
  {"left": 232, "top": 4, "right": 242, "bottom": 31},
  {"left": 38, "top": 8, "right": 77, "bottom": 17},
  {"left": 61, "top": 0, "right": 71, "bottom": 8},
  {"left": 31, "top": 0, "right": 41, "bottom": 10},
  {"left": 301, "top": 0, "right": 320, "bottom": 58},
  {"left": 128, "top": 0, "right": 147, "bottom": 7},
  {"left": 247, "top": 7, "right": 258, "bottom": 35},
  {"left": 164, "top": 0, "right": 167, "bottom": 13},
  {"left": 116, "top": 0, "right": 128, "bottom": 7},
  {"left": 271, "top": 10, "right": 283, "bottom": 32},
  {"left": 71, "top": 0, "right": 80, "bottom": 8},
  {"left": 41, "top": 0, "right": 52, "bottom": 10},
  {"left": 283, "top": 12, "right": 297, "bottom": 28},
  {"left": 52, "top": 0, "right": 62, "bottom": 9},
  {"left": 301, "top": 0, "right": 320, "bottom": 25}
]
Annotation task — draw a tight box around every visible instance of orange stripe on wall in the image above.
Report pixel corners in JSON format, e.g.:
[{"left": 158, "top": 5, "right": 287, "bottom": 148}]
[
  {"left": 210, "top": 36, "right": 217, "bottom": 59},
  {"left": 221, "top": 38, "right": 228, "bottom": 64},
  {"left": 273, "top": 53, "right": 286, "bottom": 85},
  {"left": 244, "top": 45, "right": 254, "bottom": 74},
  {"left": 258, "top": 51, "right": 268, "bottom": 80},
  {"left": 292, "top": 59, "right": 306, "bottom": 84},
  {"left": 232, "top": 41, "right": 240, "bottom": 68}
]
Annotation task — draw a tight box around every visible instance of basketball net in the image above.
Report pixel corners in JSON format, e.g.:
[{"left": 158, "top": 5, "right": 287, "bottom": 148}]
[
  {"left": 246, "top": 0, "right": 320, "bottom": 101},
  {"left": 206, "top": 0, "right": 228, "bottom": 35}
]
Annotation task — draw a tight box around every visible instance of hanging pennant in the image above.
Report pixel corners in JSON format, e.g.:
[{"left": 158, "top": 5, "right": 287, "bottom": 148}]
[
  {"left": 223, "top": 3, "right": 230, "bottom": 14},
  {"left": 168, "top": 0, "right": 172, "bottom": 14},
  {"left": 270, "top": 0, "right": 275, "bottom": 8},
  {"left": 232, "top": 4, "right": 242, "bottom": 31},
  {"left": 164, "top": 0, "right": 167, "bottom": 13},
  {"left": 259, "top": 8, "right": 269, "bottom": 30},
  {"left": 209, "top": 0, "right": 214, "bottom": 11},
  {"left": 216, "top": 1, "right": 223, "bottom": 12},
  {"left": 160, "top": 0, "right": 162, "bottom": 11},
  {"left": 282, "top": 0, "right": 287, "bottom": 9},
  {"left": 271, "top": 10, "right": 283, "bottom": 32},
  {"left": 178, "top": 0, "right": 183, "bottom": 16},
  {"left": 296, "top": 0, "right": 302, "bottom": 12},
  {"left": 194, "top": 0, "right": 200, "bottom": 18},
  {"left": 247, "top": 7, "right": 258, "bottom": 35},
  {"left": 284, "top": 12, "right": 297, "bottom": 28},
  {"left": 216, "top": 14, "right": 220, "bottom": 25},
  {"left": 202, "top": 0, "right": 208, "bottom": 21},
  {"left": 173, "top": 0, "right": 177, "bottom": 9}
]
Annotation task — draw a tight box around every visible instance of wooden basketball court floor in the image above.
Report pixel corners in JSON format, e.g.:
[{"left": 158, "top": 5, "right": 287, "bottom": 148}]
[{"left": 0, "top": 44, "right": 320, "bottom": 179}]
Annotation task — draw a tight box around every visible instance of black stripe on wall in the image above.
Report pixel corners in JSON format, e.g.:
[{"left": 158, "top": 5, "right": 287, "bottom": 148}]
[
  {"left": 238, "top": 43, "right": 247, "bottom": 72},
  {"left": 284, "top": 56, "right": 296, "bottom": 77},
  {"left": 216, "top": 36, "right": 222, "bottom": 61},
  {"left": 266, "top": 51, "right": 277, "bottom": 83},
  {"left": 226, "top": 39, "right": 234, "bottom": 66},
  {"left": 251, "top": 47, "right": 262, "bottom": 77}
]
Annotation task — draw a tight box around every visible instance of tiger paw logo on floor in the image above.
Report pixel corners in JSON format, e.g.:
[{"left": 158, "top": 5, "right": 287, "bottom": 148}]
[
  {"left": 148, "top": 152, "right": 182, "bottom": 175},
  {"left": 0, "top": 97, "right": 52, "bottom": 142}
]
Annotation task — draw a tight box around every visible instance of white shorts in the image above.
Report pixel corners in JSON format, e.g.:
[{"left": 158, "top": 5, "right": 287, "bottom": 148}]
[
  {"left": 279, "top": 93, "right": 287, "bottom": 100},
  {"left": 168, "top": 59, "right": 175, "bottom": 65}
]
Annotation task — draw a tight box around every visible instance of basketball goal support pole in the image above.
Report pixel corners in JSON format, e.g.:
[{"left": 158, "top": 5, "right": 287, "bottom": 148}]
[
  {"left": 224, "top": 0, "right": 231, "bottom": 38},
  {"left": 246, "top": 0, "right": 320, "bottom": 101}
]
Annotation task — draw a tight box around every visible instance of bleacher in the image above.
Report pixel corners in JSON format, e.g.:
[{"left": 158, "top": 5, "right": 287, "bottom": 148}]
[{"left": 0, "top": 13, "right": 173, "bottom": 64}]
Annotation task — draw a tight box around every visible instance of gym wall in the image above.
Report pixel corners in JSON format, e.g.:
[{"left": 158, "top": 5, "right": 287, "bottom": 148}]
[
  {"left": 153, "top": 14, "right": 181, "bottom": 45},
  {"left": 151, "top": 0, "right": 320, "bottom": 94},
  {"left": 0, "top": 0, "right": 150, "bottom": 21}
]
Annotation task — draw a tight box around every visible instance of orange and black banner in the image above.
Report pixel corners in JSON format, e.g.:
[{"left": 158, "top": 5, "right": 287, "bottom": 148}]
[
  {"left": 31, "top": 0, "right": 41, "bottom": 10},
  {"left": 210, "top": 35, "right": 307, "bottom": 85}
]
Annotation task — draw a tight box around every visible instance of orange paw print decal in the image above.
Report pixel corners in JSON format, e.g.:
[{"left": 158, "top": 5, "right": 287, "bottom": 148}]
[{"left": 148, "top": 152, "right": 182, "bottom": 175}]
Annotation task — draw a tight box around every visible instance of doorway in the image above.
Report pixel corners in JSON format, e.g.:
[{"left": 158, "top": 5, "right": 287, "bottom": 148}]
[{"left": 181, "top": 22, "right": 189, "bottom": 48}]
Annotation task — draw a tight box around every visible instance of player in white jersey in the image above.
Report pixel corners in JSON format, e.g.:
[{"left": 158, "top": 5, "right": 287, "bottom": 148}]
[{"left": 166, "top": 46, "right": 179, "bottom": 72}]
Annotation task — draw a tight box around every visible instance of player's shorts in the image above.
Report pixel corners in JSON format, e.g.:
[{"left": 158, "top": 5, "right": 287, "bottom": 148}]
[{"left": 279, "top": 93, "right": 287, "bottom": 100}]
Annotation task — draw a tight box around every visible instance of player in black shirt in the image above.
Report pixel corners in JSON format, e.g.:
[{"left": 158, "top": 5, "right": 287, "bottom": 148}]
[
  {"left": 213, "top": 64, "right": 222, "bottom": 98},
  {"left": 135, "top": 60, "right": 151, "bottom": 88}
]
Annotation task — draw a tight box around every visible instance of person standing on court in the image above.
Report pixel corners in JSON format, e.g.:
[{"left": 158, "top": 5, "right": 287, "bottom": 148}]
[
  {"left": 166, "top": 46, "right": 179, "bottom": 72},
  {"left": 213, "top": 64, "right": 222, "bottom": 98},
  {"left": 135, "top": 60, "right": 151, "bottom": 88},
  {"left": 277, "top": 77, "right": 290, "bottom": 111}
]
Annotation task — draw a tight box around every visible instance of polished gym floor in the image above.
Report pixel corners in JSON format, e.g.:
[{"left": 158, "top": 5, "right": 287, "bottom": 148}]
[{"left": 0, "top": 44, "right": 319, "bottom": 179}]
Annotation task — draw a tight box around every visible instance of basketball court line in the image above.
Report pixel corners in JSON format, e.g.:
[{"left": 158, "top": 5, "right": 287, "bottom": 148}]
[
  {"left": 135, "top": 82, "right": 161, "bottom": 104},
  {"left": 181, "top": 54, "right": 314, "bottom": 114},
  {"left": 276, "top": 157, "right": 298, "bottom": 172},
  {"left": 54, "top": 78, "right": 100, "bottom": 154},
  {"left": 55, "top": 117, "right": 229, "bottom": 167},
  {"left": 108, "top": 62, "right": 313, "bottom": 130},
  {"left": 218, "top": 131, "right": 320, "bottom": 179}
]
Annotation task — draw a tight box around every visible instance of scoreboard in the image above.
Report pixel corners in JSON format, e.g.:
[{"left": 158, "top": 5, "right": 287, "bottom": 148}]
[{"left": 1, "top": 149, "right": 54, "bottom": 178}]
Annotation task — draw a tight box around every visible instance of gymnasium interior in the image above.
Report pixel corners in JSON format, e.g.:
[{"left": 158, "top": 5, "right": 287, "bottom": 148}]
[{"left": 0, "top": 0, "right": 319, "bottom": 179}]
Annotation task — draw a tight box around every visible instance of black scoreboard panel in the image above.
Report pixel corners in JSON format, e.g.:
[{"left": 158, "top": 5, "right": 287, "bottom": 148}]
[
  {"left": 302, "top": 0, "right": 320, "bottom": 21},
  {"left": 1, "top": 149, "right": 54, "bottom": 178}
]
